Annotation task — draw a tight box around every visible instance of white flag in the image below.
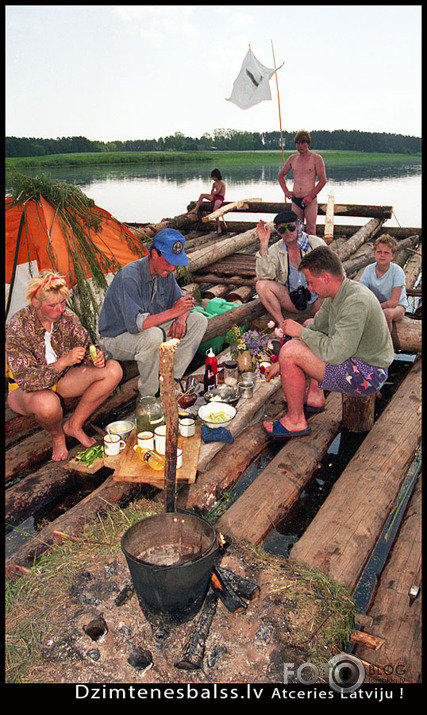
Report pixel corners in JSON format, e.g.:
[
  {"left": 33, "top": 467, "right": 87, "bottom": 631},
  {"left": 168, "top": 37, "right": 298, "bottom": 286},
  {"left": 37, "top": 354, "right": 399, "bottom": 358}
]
[{"left": 226, "top": 48, "right": 278, "bottom": 110}]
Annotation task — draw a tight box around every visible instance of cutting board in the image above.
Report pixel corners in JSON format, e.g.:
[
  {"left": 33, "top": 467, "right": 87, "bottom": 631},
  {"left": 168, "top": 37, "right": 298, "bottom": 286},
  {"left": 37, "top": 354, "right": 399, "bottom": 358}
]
[{"left": 112, "top": 426, "right": 201, "bottom": 486}]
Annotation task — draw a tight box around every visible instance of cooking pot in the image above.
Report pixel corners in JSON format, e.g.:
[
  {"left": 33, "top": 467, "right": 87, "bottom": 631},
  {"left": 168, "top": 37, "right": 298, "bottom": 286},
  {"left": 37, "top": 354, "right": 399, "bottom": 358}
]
[{"left": 121, "top": 512, "right": 219, "bottom": 625}]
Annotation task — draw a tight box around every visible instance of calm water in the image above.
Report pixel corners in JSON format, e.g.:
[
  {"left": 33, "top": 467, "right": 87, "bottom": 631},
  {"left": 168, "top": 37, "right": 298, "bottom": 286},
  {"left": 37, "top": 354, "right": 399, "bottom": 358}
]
[{"left": 18, "top": 159, "right": 421, "bottom": 229}]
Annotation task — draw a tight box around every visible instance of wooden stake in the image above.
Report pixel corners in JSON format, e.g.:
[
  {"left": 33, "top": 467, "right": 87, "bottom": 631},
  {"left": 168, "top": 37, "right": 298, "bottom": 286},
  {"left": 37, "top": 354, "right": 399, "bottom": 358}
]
[
  {"left": 271, "top": 40, "right": 285, "bottom": 166},
  {"left": 159, "top": 339, "right": 180, "bottom": 513}
]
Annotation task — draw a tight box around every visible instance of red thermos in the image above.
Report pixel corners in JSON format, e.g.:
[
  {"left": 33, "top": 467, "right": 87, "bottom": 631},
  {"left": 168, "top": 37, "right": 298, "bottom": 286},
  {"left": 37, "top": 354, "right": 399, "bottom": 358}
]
[{"left": 204, "top": 347, "right": 217, "bottom": 392}]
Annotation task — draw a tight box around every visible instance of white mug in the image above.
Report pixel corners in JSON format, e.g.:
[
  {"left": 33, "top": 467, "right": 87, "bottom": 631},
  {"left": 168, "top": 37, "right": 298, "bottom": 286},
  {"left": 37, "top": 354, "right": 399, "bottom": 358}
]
[
  {"left": 104, "top": 433, "right": 126, "bottom": 456},
  {"left": 137, "top": 431, "right": 154, "bottom": 450},
  {"left": 154, "top": 425, "right": 167, "bottom": 455},
  {"left": 179, "top": 417, "right": 195, "bottom": 437},
  {"left": 176, "top": 448, "right": 183, "bottom": 469}
]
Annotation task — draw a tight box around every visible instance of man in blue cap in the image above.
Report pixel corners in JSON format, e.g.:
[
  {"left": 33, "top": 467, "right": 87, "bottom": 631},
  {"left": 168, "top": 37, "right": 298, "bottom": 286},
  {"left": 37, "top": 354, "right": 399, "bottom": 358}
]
[{"left": 98, "top": 229, "right": 208, "bottom": 396}]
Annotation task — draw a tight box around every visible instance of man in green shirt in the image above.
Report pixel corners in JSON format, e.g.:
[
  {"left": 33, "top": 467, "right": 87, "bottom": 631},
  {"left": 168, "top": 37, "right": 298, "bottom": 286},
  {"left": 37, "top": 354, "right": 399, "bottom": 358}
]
[{"left": 263, "top": 246, "right": 395, "bottom": 438}]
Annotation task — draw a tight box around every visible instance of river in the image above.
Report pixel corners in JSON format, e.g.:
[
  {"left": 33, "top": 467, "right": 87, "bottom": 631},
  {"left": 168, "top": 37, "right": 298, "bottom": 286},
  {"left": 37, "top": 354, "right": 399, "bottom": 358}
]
[{"left": 18, "top": 158, "right": 421, "bottom": 229}]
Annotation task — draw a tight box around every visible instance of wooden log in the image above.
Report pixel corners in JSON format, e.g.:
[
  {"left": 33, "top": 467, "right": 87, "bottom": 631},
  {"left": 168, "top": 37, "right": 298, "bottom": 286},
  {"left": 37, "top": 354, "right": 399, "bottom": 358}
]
[
  {"left": 5, "top": 441, "right": 99, "bottom": 529},
  {"left": 201, "top": 198, "right": 262, "bottom": 223},
  {"left": 290, "top": 358, "right": 421, "bottom": 592},
  {"left": 210, "top": 568, "right": 248, "bottom": 613},
  {"left": 225, "top": 286, "right": 254, "bottom": 304},
  {"left": 215, "top": 391, "right": 343, "bottom": 545},
  {"left": 174, "top": 587, "right": 218, "bottom": 670},
  {"left": 176, "top": 224, "right": 272, "bottom": 279},
  {"left": 350, "top": 630, "right": 385, "bottom": 650},
  {"left": 201, "top": 299, "right": 267, "bottom": 343},
  {"left": 5, "top": 476, "right": 147, "bottom": 578},
  {"left": 192, "top": 274, "right": 256, "bottom": 287},
  {"left": 176, "top": 390, "right": 285, "bottom": 513},
  {"left": 188, "top": 201, "right": 393, "bottom": 219},
  {"left": 342, "top": 393, "right": 376, "bottom": 433},
  {"left": 203, "top": 285, "right": 230, "bottom": 299},
  {"left": 324, "top": 190, "right": 335, "bottom": 244},
  {"left": 215, "top": 566, "right": 260, "bottom": 601},
  {"left": 159, "top": 339, "right": 180, "bottom": 513},
  {"left": 353, "top": 477, "right": 421, "bottom": 683},
  {"left": 335, "top": 218, "right": 385, "bottom": 261},
  {"left": 391, "top": 315, "right": 421, "bottom": 353}
]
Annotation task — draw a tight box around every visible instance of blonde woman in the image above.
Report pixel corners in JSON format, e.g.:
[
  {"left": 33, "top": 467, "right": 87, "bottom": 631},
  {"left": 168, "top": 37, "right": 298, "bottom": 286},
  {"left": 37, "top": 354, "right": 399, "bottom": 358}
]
[{"left": 6, "top": 270, "right": 123, "bottom": 461}]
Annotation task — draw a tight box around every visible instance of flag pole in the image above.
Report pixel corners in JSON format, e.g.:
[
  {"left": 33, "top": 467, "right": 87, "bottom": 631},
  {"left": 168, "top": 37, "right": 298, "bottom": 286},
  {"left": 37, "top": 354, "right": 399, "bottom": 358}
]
[{"left": 271, "top": 40, "right": 285, "bottom": 166}]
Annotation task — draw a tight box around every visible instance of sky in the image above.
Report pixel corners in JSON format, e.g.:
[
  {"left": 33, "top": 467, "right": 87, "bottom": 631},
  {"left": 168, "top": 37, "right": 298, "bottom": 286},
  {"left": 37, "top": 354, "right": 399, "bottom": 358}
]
[{"left": 5, "top": 5, "right": 422, "bottom": 143}]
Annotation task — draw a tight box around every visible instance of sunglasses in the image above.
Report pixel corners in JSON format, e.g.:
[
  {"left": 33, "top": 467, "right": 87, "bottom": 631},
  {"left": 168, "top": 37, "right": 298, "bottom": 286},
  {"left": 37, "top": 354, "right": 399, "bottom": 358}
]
[{"left": 276, "top": 223, "right": 297, "bottom": 235}]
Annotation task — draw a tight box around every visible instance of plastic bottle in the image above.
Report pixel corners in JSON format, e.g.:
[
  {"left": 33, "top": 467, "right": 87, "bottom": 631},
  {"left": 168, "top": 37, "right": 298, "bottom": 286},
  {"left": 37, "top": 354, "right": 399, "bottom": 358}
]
[
  {"left": 204, "top": 347, "right": 217, "bottom": 392},
  {"left": 135, "top": 446, "right": 164, "bottom": 471}
]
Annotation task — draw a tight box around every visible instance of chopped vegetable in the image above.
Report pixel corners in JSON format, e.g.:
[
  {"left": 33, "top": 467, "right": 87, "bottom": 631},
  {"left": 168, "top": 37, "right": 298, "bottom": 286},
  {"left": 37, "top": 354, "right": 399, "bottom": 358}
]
[
  {"left": 75, "top": 443, "right": 104, "bottom": 466},
  {"left": 206, "top": 410, "right": 229, "bottom": 423},
  {"left": 89, "top": 345, "right": 98, "bottom": 361}
]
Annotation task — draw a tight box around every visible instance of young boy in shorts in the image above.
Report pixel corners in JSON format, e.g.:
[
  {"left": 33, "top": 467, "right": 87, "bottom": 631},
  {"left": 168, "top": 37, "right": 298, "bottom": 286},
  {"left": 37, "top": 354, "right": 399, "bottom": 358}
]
[
  {"left": 359, "top": 235, "right": 407, "bottom": 333},
  {"left": 262, "top": 246, "right": 395, "bottom": 438}
]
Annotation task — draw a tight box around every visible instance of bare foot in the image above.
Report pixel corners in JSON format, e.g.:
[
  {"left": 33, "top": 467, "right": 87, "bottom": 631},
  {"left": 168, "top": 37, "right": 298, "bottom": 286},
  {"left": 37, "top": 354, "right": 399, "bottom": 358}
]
[
  {"left": 63, "top": 419, "right": 96, "bottom": 449},
  {"left": 263, "top": 416, "right": 308, "bottom": 433},
  {"left": 51, "top": 434, "right": 69, "bottom": 462}
]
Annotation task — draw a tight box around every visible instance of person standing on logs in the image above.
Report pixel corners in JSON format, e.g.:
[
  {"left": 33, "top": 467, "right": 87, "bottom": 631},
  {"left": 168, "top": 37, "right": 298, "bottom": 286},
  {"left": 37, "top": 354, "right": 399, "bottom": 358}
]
[
  {"left": 98, "top": 229, "right": 208, "bottom": 397},
  {"left": 6, "top": 270, "right": 123, "bottom": 461},
  {"left": 278, "top": 130, "right": 327, "bottom": 235},
  {"left": 255, "top": 210, "right": 325, "bottom": 331},
  {"left": 188, "top": 168, "right": 226, "bottom": 235},
  {"left": 262, "top": 246, "right": 394, "bottom": 439}
]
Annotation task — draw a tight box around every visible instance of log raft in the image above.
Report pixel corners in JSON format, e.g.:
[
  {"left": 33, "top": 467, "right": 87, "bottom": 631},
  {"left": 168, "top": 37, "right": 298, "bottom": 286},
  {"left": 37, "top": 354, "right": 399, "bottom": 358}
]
[{"left": 5, "top": 202, "right": 423, "bottom": 678}]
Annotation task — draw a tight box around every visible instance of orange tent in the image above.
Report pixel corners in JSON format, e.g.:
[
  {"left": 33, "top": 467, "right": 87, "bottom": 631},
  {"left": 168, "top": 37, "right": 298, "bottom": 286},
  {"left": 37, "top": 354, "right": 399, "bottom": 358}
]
[{"left": 6, "top": 195, "right": 147, "bottom": 322}]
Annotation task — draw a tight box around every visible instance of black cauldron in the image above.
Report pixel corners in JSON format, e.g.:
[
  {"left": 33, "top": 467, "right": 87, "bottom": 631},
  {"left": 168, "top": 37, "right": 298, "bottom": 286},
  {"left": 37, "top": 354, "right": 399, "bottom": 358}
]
[{"left": 121, "top": 512, "right": 219, "bottom": 626}]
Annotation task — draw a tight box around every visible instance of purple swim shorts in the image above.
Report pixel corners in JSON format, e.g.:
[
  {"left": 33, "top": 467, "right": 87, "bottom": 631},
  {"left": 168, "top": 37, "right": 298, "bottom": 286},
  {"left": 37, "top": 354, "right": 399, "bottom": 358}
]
[{"left": 319, "top": 358, "right": 388, "bottom": 396}]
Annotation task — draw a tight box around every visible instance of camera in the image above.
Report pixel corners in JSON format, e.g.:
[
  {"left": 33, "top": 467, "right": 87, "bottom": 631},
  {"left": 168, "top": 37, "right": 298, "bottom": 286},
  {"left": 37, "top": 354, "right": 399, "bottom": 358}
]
[{"left": 289, "top": 285, "right": 311, "bottom": 311}]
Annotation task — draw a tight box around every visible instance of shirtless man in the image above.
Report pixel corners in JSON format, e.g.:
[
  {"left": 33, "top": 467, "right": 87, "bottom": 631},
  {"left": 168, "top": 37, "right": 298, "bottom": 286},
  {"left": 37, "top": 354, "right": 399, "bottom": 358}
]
[{"left": 278, "top": 130, "right": 327, "bottom": 235}]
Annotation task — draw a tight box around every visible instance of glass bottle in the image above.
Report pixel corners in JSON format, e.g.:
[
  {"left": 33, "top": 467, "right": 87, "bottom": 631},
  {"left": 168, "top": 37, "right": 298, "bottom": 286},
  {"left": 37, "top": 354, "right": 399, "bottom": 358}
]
[
  {"left": 224, "top": 360, "right": 238, "bottom": 388},
  {"left": 135, "top": 446, "right": 164, "bottom": 471},
  {"left": 135, "top": 395, "right": 164, "bottom": 434}
]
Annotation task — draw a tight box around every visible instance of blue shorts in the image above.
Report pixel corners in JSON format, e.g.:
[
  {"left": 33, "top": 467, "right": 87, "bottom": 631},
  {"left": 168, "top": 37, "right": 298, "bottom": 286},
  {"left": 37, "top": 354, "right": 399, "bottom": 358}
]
[{"left": 319, "top": 358, "right": 388, "bottom": 396}]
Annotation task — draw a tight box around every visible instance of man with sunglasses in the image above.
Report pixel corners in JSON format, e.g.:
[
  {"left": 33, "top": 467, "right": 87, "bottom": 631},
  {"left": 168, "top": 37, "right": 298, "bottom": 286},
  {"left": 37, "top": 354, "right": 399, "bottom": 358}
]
[
  {"left": 255, "top": 210, "right": 326, "bottom": 331},
  {"left": 278, "top": 130, "right": 327, "bottom": 235}
]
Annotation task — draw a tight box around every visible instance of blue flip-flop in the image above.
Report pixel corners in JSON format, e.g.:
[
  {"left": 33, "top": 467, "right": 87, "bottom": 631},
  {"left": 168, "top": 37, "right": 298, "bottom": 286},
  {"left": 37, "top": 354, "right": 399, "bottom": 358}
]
[
  {"left": 283, "top": 401, "right": 325, "bottom": 415},
  {"left": 263, "top": 420, "right": 311, "bottom": 439}
]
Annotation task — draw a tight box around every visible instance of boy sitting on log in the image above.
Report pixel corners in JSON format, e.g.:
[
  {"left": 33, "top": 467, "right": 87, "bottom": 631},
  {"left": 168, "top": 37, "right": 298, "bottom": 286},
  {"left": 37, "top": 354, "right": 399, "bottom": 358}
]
[{"left": 359, "top": 235, "right": 408, "bottom": 334}]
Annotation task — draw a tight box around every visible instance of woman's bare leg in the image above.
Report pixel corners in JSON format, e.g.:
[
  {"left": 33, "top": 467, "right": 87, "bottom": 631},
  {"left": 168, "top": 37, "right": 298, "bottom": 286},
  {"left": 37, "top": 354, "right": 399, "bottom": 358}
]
[{"left": 8, "top": 388, "right": 68, "bottom": 461}]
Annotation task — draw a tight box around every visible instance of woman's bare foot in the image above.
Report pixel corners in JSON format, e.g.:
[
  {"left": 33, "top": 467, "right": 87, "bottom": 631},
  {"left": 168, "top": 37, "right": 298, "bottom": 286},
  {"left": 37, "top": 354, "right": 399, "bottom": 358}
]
[
  {"left": 51, "top": 434, "right": 69, "bottom": 462},
  {"left": 63, "top": 419, "right": 96, "bottom": 449}
]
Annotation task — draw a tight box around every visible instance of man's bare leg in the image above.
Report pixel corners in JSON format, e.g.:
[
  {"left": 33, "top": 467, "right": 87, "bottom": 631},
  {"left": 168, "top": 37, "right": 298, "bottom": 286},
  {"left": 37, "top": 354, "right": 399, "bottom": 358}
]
[
  {"left": 256, "top": 279, "right": 297, "bottom": 329},
  {"left": 263, "top": 340, "right": 326, "bottom": 433},
  {"left": 303, "top": 198, "right": 318, "bottom": 236}
]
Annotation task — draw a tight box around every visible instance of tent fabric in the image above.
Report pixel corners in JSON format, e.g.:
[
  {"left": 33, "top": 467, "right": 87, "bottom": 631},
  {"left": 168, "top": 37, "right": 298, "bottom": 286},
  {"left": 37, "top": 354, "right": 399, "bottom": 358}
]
[{"left": 5, "top": 196, "right": 148, "bottom": 320}]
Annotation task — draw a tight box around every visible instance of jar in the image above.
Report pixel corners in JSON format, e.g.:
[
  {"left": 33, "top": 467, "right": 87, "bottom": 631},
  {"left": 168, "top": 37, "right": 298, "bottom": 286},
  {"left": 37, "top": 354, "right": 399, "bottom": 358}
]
[
  {"left": 224, "top": 360, "right": 238, "bottom": 388},
  {"left": 135, "top": 395, "right": 164, "bottom": 434}
]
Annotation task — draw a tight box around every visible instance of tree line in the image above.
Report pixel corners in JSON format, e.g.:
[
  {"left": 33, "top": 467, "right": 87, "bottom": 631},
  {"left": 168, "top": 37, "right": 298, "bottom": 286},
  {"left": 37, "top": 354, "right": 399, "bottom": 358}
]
[{"left": 5, "top": 129, "right": 421, "bottom": 158}]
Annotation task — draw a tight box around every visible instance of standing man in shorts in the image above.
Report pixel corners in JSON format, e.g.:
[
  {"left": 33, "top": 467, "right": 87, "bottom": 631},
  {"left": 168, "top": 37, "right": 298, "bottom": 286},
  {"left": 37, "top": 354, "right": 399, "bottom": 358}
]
[
  {"left": 263, "top": 246, "right": 394, "bottom": 438},
  {"left": 278, "top": 130, "right": 327, "bottom": 235}
]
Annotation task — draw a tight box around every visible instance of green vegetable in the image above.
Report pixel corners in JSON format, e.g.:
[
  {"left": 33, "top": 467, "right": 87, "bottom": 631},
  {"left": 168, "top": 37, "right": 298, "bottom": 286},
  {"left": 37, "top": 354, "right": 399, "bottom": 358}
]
[
  {"left": 206, "top": 411, "right": 229, "bottom": 423},
  {"left": 75, "top": 443, "right": 104, "bottom": 466}
]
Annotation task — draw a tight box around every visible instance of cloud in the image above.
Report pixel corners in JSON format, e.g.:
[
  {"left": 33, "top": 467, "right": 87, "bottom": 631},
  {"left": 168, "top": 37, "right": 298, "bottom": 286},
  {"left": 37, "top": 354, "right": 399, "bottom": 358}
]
[{"left": 113, "top": 5, "right": 199, "bottom": 45}]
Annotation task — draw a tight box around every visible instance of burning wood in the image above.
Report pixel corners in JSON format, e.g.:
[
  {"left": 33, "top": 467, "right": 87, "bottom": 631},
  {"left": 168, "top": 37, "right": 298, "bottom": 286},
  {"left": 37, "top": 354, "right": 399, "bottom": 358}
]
[{"left": 174, "top": 587, "right": 218, "bottom": 670}]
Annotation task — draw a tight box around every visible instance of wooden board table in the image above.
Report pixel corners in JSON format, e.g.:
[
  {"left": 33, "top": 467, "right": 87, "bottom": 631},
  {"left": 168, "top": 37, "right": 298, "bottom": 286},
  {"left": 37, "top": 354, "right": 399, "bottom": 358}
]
[{"left": 111, "top": 426, "right": 201, "bottom": 487}]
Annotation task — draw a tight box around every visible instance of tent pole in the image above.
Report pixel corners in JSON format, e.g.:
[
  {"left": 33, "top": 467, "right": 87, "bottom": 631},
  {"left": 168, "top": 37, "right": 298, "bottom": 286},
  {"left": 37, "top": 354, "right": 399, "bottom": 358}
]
[{"left": 271, "top": 40, "right": 285, "bottom": 166}]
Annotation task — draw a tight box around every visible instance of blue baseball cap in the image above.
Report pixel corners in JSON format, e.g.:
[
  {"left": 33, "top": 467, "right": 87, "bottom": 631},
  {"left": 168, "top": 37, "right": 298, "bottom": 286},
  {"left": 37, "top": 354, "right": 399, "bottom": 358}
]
[{"left": 152, "top": 228, "right": 188, "bottom": 267}]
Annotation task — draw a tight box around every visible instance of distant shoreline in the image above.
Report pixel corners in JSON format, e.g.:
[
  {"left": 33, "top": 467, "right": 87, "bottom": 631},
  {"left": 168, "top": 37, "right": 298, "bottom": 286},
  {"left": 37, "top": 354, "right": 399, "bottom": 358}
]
[{"left": 6, "top": 150, "right": 421, "bottom": 171}]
